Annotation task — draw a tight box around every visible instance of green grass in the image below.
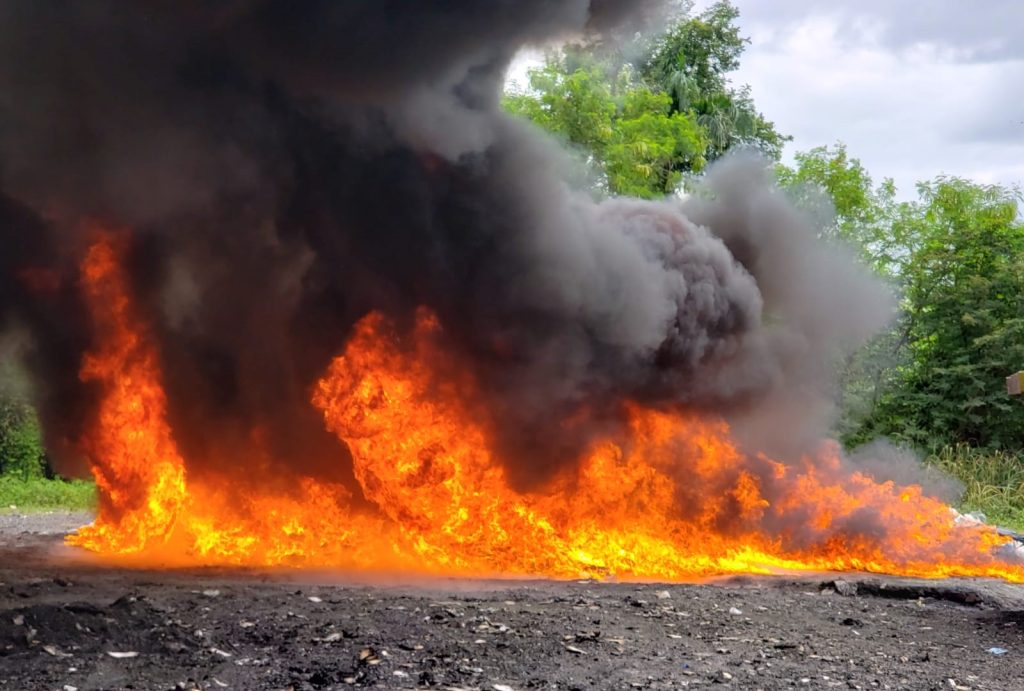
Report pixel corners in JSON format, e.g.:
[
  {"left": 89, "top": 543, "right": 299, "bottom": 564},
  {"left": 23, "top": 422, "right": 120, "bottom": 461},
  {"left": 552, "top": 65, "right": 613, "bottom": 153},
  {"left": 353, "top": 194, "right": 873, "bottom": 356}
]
[
  {"left": 0, "top": 475, "right": 96, "bottom": 512},
  {"left": 927, "top": 444, "right": 1024, "bottom": 532}
]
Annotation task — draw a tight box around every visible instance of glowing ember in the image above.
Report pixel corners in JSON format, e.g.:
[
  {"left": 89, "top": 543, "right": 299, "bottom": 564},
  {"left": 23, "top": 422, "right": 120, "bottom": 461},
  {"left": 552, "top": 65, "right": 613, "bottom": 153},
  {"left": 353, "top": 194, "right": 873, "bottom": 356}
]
[{"left": 68, "top": 237, "right": 1024, "bottom": 582}]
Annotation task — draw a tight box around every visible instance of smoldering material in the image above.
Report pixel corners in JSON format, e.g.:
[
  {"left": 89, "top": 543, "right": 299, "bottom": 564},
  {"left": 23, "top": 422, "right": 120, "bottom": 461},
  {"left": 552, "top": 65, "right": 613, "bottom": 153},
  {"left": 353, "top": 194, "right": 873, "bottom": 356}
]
[{"left": 0, "top": 1, "right": 892, "bottom": 488}]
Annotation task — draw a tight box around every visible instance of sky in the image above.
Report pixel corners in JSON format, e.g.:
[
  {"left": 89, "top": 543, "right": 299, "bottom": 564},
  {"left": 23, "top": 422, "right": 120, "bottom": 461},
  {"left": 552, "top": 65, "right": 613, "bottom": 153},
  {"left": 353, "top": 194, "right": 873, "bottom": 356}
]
[
  {"left": 509, "top": 1, "right": 1024, "bottom": 199},
  {"left": 717, "top": 0, "right": 1024, "bottom": 198}
]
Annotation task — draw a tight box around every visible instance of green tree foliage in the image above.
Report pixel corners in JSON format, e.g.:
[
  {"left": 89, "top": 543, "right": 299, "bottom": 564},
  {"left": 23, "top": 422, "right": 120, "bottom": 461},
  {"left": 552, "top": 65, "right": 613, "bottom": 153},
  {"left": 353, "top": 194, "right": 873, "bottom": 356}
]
[
  {"left": 863, "top": 179, "right": 1024, "bottom": 452},
  {"left": 639, "top": 1, "right": 789, "bottom": 160},
  {"left": 777, "top": 144, "right": 904, "bottom": 440},
  {"left": 503, "top": 1, "right": 785, "bottom": 197},
  {"left": 780, "top": 145, "right": 1024, "bottom": 457},
  {"left": 504, "top": 59, "right": 707, "bottom": 198},
  {"left": 0, "top": 362, "right": 46, "bottom": 479},
  {"left": 776, "top": 143, "right": 912, "bottom": 276}
]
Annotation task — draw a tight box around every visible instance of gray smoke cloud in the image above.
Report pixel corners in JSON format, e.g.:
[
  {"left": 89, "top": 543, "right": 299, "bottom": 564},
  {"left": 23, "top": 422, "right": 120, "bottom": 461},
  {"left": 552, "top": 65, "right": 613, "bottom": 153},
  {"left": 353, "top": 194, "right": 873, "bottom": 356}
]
[{"left": 0, "top": 1, "right": 892, "bottom": 489}]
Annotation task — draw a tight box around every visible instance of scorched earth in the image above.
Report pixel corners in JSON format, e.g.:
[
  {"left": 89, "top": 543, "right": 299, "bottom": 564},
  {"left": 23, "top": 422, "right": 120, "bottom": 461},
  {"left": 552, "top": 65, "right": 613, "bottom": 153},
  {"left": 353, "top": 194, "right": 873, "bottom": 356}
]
[{"left": 1, "top": 513, "right": 1023, "bottom": 691}]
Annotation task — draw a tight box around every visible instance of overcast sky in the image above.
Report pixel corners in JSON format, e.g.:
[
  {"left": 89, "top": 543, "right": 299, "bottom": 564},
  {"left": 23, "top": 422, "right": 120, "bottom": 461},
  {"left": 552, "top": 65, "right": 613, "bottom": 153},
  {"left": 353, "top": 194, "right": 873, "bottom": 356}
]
[{"left": 706, "top": 0, "right": 1024, "bottom": 197}]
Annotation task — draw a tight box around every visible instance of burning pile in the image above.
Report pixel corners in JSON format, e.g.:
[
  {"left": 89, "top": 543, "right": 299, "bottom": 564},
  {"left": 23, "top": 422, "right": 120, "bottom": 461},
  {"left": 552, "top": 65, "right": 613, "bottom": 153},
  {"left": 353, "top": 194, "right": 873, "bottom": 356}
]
[
  {"left": 1, "top": 2, "right": 1022, "bottom": 581},
  {"left": 64, "top": 233, "right": 1024, "bottom": 580}
]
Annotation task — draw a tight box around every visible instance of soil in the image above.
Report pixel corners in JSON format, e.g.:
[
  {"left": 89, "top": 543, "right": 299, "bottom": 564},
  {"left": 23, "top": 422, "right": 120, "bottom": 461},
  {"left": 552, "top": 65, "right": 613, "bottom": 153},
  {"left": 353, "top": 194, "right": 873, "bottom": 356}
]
[{"left": 1, "top": 513, "right": 1022, "bottom": 691}]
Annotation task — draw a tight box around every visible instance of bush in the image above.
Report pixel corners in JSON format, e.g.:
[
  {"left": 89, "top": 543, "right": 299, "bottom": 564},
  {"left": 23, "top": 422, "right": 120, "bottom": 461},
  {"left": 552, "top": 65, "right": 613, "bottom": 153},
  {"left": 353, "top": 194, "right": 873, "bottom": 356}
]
[
  {"left": 0, "top": 408, "right": 46, "bottom": 479},
  {"left": 928, "top": 444, "right": 1024, "bottom": 531},
  {"left": 0, "top": 475, "right": 96, "bottom": 511}
]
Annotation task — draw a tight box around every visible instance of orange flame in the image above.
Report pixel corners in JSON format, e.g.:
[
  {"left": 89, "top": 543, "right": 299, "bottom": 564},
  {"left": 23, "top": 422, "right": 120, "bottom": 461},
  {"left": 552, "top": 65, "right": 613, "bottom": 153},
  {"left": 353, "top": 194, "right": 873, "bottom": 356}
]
[{"left": 68, "top": 235, "right": 1024, "bottom": 582}]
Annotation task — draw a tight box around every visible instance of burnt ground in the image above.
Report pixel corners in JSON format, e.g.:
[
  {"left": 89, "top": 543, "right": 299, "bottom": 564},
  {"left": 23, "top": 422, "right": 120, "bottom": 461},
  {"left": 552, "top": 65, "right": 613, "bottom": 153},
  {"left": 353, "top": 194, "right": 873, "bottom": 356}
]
[{"left": 0, "top": 514, "right": 1022, "bottom": 691}]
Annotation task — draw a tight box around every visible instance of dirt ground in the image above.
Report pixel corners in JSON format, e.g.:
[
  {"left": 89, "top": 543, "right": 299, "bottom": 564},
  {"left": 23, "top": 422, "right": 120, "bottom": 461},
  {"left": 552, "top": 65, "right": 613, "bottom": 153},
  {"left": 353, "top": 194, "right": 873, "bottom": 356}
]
[{"left": 1, "top": 513, "right": 1022, "bottom": 691}]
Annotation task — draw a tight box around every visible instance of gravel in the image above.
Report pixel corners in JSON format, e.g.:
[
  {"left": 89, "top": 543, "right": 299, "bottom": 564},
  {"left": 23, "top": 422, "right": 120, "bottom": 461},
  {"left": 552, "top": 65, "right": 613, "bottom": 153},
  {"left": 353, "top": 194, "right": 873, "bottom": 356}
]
[{"left": 1, "top": 519, "right": 1022, "bottom": 690}]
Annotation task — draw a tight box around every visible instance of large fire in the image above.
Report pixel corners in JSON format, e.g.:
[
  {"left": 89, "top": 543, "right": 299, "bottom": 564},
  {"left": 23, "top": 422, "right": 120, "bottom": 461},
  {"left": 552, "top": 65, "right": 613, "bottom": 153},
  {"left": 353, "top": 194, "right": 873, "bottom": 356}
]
[{"left": 67, "top": 234, "right": 1024, "bottom": 582}]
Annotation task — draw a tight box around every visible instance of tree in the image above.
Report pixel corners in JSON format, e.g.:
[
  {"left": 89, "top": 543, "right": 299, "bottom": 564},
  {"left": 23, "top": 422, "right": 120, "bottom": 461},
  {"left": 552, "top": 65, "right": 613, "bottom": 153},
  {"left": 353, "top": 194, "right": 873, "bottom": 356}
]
[
  {"left": 776, "top": 144, "right": 907, "bottom": 441},
  {"left": 775, "top": 143, "right": 910, "bottom": 277},
  {"left": 0, "top": 360, "right": 45, "bottom": 479},
  {"left": 639, "top": 1, "right": 789, "bottom": 160},
  {"left": 503, "top": 1, "right": 784, "bottom": 197},
  {"left": 860, "top": 179, "right": 1024, "bottom": 452},
  {"left": 777, "top": 146, "right": 1024, "bottom": 454},
  {"left": 504, "top": 58, "right": 707, "bottom": 198}
]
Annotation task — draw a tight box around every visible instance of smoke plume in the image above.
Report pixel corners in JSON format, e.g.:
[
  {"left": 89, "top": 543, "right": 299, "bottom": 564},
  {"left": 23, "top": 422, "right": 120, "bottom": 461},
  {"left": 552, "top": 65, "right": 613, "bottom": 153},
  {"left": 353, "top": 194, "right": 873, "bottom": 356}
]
[{"left": 0, "top": 1, "right": 892, "bottom": 488}]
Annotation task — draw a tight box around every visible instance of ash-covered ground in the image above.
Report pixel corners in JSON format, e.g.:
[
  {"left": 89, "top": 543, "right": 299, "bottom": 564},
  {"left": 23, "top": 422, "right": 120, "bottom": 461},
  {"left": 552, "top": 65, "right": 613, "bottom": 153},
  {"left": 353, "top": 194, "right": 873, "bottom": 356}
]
[{"left": 0, "top": 514, "right": 1022, "bottom": 691}]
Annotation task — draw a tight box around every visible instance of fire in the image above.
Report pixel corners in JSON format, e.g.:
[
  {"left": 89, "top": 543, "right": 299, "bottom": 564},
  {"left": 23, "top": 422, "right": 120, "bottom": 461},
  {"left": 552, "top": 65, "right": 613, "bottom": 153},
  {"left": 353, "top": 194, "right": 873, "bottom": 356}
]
[{"left": 67, "top": 235, "right": 1024, "bottom": 582}]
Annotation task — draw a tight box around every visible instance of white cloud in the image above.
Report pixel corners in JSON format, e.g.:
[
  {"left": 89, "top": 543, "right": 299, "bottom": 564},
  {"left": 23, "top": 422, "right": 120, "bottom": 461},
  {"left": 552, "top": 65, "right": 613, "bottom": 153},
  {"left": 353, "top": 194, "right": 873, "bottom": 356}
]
[{"left": 724, "top": 1, "right": 1024, "bottom": 196}]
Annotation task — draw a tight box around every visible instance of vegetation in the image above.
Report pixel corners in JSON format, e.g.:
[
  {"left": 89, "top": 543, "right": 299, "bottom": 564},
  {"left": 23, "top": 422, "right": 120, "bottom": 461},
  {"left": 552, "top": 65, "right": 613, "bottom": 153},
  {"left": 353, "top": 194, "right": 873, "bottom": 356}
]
[
  {"left": 504, "top": 0, "right": 786, "bottom": 198},
  {"left": 777, "top": 146, "right": 1024, "bottom": 455},
  {"left": 929, "top": 445, "right": 1024, "bottom": 532},
  {"left": 777, "top": 146, "right": 1024, "bottom": 527},
  {"left": 638, "top": 0, "right": 788, "bottom": 161},
  {"left": 0, "top": 475, "right": 96, "bottom": 512},
  {"left": 0, "top": 358, "right": 95, "bottom": 512},
  {"left": 505, "top": 58, "right": 708, "bottom": 197}
]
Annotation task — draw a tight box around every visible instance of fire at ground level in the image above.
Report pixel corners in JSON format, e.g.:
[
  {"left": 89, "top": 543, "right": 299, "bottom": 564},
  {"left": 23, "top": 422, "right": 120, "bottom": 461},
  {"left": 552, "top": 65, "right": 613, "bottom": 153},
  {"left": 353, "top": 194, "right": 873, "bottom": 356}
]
[{"left": 1, "top": 514, "right": 1022, "bottom": 691}]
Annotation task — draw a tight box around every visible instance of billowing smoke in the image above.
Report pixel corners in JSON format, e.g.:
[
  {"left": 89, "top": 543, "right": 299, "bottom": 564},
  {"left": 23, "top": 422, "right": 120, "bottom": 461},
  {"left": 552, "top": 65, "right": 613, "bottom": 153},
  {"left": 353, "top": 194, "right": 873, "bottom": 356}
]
[{"left": 0, "top": 1, "right": 892, "bottom": 488}]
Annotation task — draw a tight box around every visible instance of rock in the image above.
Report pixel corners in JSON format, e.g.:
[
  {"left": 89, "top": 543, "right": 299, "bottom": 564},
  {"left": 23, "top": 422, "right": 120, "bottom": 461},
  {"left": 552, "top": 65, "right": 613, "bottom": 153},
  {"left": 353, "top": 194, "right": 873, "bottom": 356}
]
[
  {"left": 655, "top": 590, "right": 671, "bottom": 600},
  {"left": 832, "top": 580, "right": 858, "bottom": 597},
  {"left": 713, "top": 670, "right": 733, "bottom": 683}
]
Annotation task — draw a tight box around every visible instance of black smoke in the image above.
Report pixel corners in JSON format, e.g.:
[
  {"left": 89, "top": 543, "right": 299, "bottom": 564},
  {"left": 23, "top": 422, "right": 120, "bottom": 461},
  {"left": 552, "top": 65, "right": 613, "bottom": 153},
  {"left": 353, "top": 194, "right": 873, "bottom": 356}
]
[{"left": 0, "top": 1, "right": 892, "bottom": 488}]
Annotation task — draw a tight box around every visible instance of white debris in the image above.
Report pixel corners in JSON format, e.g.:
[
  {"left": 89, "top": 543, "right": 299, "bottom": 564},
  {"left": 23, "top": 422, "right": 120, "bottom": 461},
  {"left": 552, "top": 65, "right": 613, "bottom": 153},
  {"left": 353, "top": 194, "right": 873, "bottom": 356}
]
[
  {"left": 728, "top": 607, "right": 743, "bottom": 616},
  {"left": 951, "top": 509, "right": 986, "bottom": 528},
  {"left": 997, "top": 540, "right": 1024, "bottom": 563},
  {"left": 211, "top": 648, "right": 233, "bottom": 658},
  {"left": 106, "top": 651, "right": 139, "bottom": 659},
  {"left": 655, "top": 590, "right": 671, "bottom": 600},
  {"left": 308, "top": 596, "right": 323, "bottom": 603},
  {"left": 493, "top": 685, "right": 516, "bottom": 691},
  {"left": 202, "top": 589, "right": 221, "bottom": 598}
]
